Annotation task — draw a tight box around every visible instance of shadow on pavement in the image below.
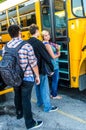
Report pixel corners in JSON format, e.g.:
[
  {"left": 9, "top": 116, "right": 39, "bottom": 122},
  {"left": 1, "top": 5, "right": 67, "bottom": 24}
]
[{"left": 58, "top": 87, "right": 86, "bottom": 103}]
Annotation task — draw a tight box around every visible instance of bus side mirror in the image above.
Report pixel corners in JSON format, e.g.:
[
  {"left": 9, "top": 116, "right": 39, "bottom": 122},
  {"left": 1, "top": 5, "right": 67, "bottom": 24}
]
[
  {"left": 82, "top": 45, "right": 86, "bottom": 51},
  {"left": 42, "top": 7, "right": 49, "bottom": 15}
]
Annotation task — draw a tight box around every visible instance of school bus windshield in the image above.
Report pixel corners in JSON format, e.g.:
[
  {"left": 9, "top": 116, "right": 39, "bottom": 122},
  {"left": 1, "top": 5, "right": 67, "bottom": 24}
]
[
  {"left": 54, "top": 0, "right": 67, "bottom": 37},
  {"left": 72, "top": 0, "right": 86, "bottom": 17},
  {"left": 42, "top": 0, "right": 67, "bottom": 36}
]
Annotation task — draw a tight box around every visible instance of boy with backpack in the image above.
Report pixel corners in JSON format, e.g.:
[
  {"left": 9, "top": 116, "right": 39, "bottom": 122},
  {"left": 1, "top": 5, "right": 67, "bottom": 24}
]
[{"left": 1, "top": 25, "right": 43, "bottom": 129}]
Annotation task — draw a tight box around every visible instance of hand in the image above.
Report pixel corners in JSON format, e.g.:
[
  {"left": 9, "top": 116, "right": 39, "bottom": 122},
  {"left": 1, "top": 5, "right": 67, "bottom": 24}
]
[
  {"left": 50, "top": 72, "right": 54, "bottom": 76},
  {"left": 56, "top": 45, "right": 61, "bottom": 51},
  {"left": 58, "top": 51, "right": 60, "bottom": 57},
  {"left": 35, "top": 76, "right": 40, "bottom": 85},
  {"left": 55, "top": 44, "right": 58, "bottom": 49}
]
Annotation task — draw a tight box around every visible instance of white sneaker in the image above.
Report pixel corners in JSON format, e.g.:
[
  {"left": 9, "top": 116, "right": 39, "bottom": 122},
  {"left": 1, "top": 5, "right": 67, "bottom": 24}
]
[
  {"left": 28, "top": 121, "right": 43, "bottom": 130},
  {"left": 49, "top": 106, "right": 58, "bottom": 112}
]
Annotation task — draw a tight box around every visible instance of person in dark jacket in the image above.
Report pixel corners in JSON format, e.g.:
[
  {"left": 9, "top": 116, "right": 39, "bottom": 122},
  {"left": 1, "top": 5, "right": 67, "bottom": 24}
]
[{"left": 27, "top": 24, "right": 58, "bottom": 112}]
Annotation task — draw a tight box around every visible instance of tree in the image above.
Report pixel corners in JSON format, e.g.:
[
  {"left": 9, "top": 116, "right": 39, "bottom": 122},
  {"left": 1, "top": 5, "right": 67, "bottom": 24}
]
[{"left": 0, "top": 0, "right": 6, "bottom": 3}]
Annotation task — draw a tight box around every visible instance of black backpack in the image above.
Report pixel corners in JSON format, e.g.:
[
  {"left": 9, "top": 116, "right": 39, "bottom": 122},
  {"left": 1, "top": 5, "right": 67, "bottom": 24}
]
[{"left": 0, "top": 41, "right": 26, "bottom": 88}]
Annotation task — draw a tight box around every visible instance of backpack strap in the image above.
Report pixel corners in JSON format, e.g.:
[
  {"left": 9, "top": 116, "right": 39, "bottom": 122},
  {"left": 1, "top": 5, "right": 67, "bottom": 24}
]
[
  {"left": 5, "top": 41, "right": 28, "bottom": 73},
  {"left": 5, "top": 41, "right": 27, "bottom": 55},
  {"left": 14, "top": 41, "right": 27, "bottom": 52},
  {"left": 4, "top": 40, "right": 27, "bottom": 63}
]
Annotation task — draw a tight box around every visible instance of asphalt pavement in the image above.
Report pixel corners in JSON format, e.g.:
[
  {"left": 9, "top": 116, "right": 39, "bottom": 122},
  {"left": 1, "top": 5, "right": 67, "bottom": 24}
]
[{"left": 0, "top": 87, "right": 86, "bottom": 130}]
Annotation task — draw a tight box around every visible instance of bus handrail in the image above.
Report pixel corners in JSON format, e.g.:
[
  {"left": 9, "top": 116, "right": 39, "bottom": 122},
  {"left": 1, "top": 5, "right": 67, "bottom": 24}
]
[{"left": 0, "top": 87, "right": 13, "bottom": 95}]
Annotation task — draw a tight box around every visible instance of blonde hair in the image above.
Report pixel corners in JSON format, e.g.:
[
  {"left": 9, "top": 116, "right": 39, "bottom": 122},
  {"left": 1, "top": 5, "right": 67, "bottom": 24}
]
[{"left": 41, "top": 30, "right": 49, "bottom": 39}]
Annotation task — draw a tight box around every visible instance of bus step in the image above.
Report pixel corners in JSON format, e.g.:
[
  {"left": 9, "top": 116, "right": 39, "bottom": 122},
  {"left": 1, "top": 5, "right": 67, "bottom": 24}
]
[
  {"left": 59, "top": 79, "right": 70, "bottom": 87},
  {"left": 58, "top": 59, "right": 68, "bottom": 63},
  {"left": 60, "top": 77, "right": 69, "bottom": 81},
  {"left": 60, "top": 50, "right": 68, "bottom": 55},
  {"left": 59, "top": 70, "right": 69, "bottom": 74}
]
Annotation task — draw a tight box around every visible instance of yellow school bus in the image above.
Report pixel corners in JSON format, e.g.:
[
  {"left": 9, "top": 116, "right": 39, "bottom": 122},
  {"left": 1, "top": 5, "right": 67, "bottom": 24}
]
[{"left": 0, "top": 0, "right": 86, "bottom": 95}]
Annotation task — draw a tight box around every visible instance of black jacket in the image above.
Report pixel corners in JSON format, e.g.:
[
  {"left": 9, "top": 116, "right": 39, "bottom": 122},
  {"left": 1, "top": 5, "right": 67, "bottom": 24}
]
[{"left": 27, "top": 37, "right": 54, "bottom": 75}]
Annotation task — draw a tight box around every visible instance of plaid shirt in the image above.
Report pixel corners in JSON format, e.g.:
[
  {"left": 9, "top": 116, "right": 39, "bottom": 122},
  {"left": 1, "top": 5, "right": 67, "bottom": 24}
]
[{"left": 2, "top": 37, "right": 37, "bottom": 82}]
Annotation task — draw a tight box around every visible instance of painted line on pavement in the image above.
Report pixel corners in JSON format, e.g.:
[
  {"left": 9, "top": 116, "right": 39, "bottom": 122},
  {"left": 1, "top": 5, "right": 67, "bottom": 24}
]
[
  {"left": 57, "top": 110, "right": 86, "bottom": 124},
  {"left": 32, "top": 98, "right": 86, "bottom": 124}
]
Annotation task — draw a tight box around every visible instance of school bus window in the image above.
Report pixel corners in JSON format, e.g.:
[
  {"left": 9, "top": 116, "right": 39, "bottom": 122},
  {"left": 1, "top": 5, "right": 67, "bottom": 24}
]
[
  {"left": 19, "top": 4, "right": 24, "bottom": 9},
  {"left": 83, "top": 0, "right": 86, "bottom": 16},
  {"left": 55, "top": 0, "right": 64, "bottom": 11},
  {"left": 42, "top": 14, "right": 50, "bottom": 28},
  {"left": 8, "top": 7, "right": 16, "bottom": 12},
  {"left": 20, "top": 20, "right": 23, "bottom": 27},
  {"left": 20, "top": 13, "right": 36, "bottom": 27},
  {"left": 0, "top": 23, "right": 1, "bottom": 32},
  {"left": 1, "top": 25, "right": 7, "bottom": 31},
  {"left": 27, "top": 14, "right": 36, "bottom": 26},
  {"left": 42, "top": 0, "right": 49, "bottom": 6},
  {"left": 55, "top": 11, "right": 66, "bottom": 28},
  {"left": 19, "top": 2, "right": 35, "bottom": 16},
  {"left": 0, "top": 11, "right": 6, "bottom": 22},
  {"left": 20, "top": 16, "right": 26, "bottom": 27},
  {"left": 0, "top": 11, "right": 5, "bottom": 15},
  {"left": 72, "top": 0, "right": 83, "bottom": 17},
  {"left": 9, "top": 18, "right": 17, "bottom": 25},
  {"left": 42, "top": 6, "right": 51, "bottom": 28},
  {"left": 54, "top": 0, "right": 67, "bottom": 37},
  {"left": 8, "top": 7, "right": 17, "bottom": 19},
  {"left": 18, "top": 2, "right": 35, "bottom": 27},
  {"left": 1, "top": 20, "right": 7, "bottom": 31},
  {"left": 31, "top": 14, "right": 36, "bottom": 23}
]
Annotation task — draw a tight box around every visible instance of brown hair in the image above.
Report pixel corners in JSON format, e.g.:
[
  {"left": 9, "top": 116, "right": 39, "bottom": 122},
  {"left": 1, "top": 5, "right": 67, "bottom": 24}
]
[{"left": 29, "top": 24, "right": 39, "bottom": 35}]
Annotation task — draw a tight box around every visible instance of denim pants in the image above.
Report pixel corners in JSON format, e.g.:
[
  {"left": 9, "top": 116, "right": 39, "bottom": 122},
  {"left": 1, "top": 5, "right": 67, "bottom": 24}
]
[
  {"left": 51, "top": 69, "right": 59, "bottom": 97},
  {"left": 14, "top": 81, "right": 35, "bottom": 129},
  {"left": 35, "top": 74, "right": 52, "bottom": 112}
]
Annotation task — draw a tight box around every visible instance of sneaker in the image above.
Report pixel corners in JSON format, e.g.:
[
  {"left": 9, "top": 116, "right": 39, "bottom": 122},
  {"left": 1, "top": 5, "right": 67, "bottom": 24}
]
[
  {"left": 28, "top": 121, "right": 43, "bottom": 130},
  {"left": 49, "top": 106, "right": 58, "bottom": 112},
  {"left": 17, "top": 114, "right": 23, "bottom": 119},
  {"left": 17, "top": 111, "right": 23, "bottom": 119}
]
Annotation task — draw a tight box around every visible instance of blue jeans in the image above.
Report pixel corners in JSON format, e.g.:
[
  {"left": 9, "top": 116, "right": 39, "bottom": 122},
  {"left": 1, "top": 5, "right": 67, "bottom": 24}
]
[
  {"left": 51, "top": 69, "right": 59, "bottom": 97},
  {"left": 35, "top": 74, "right": 52, "bottom": 112}
]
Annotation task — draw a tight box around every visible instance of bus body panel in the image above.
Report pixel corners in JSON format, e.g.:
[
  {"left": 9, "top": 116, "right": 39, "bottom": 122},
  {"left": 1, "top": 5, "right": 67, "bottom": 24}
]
[
  {"left": 67, "top": 0, "right": 86, "bottom": 90},
  {"left": 68, "top": 19, "right": 86, "bottom": 88}
]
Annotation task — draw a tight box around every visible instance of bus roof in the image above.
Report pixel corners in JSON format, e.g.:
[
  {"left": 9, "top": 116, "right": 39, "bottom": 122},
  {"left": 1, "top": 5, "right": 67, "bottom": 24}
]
[{"left": 0, "top": 0, "right": 36, "bottom": 12}]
